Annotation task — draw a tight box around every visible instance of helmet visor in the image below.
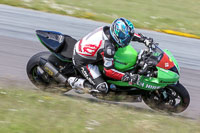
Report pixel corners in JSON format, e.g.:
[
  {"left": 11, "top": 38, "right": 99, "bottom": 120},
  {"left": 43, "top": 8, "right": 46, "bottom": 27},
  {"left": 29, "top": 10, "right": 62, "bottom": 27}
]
[{"left": 119, "top": 34, "right": 133, "bottom": 47}]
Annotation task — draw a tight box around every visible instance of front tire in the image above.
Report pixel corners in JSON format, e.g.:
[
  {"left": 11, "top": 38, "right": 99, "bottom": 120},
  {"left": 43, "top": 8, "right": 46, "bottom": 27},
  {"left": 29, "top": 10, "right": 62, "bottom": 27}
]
[{"left": 143, "top": 83, "right": 190, "bottom": 113}]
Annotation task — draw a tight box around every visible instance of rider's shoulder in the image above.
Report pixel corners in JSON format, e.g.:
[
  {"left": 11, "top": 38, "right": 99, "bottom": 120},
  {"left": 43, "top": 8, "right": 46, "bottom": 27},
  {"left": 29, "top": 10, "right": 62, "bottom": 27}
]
[
  {"left": 104, "top": 40, "right": 115, "bottom": 57},
  {"left": 102, "top": 26, "right": 111, "bottom": 40},
  {"left": 103, "top": 26, "right": 110, "bottom": 32}
]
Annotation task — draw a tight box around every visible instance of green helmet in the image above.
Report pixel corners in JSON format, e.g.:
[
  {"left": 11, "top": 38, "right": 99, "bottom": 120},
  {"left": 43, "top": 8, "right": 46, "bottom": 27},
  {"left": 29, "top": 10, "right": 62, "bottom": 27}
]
[{"left": 110, "top": 18, "right": 135, "bottom": 47}]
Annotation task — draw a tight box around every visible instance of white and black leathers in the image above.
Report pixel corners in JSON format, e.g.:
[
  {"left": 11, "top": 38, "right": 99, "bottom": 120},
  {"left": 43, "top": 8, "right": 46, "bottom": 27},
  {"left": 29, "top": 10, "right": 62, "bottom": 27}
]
[{"left": 71, "top": 26, "right": 147, "bottom": 93}]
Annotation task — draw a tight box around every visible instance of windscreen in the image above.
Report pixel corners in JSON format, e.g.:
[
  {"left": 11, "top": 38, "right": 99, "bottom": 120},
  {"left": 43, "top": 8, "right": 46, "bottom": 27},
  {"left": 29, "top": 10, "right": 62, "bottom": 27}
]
[
  {"left": 151, "top": 45, "right": 164, "bottom": 62},
  {"left": 146, "top": 45, "right": 164, "bottom": 66}
]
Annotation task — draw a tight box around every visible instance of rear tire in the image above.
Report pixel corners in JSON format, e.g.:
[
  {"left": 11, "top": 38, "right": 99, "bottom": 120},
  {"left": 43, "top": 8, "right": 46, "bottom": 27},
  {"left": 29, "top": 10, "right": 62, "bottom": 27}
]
[
  {"left": 26, "top": 51, "right": 70, "bottom": 93},
  {"left": 143, "top": 83, "right": 190, "bottom": 113}
]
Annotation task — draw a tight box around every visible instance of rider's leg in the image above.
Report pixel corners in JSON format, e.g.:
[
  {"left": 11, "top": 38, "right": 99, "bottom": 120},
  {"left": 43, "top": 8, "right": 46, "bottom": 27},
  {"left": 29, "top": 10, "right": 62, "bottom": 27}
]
[{"left": 70, "top": 64, "right": 108, "bottom": 93}]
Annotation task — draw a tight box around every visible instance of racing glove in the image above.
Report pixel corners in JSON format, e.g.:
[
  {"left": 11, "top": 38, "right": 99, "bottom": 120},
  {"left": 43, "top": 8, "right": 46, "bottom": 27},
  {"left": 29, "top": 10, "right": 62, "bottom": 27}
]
[
  {"left": 144, "top": 37, "right": 154, "bottom": 47},
  {"left": 138, "top": 33, "right": 153, "bottom": 47},
  {"left": 121, "top": 72, "right": 140, "bottom": 85}
]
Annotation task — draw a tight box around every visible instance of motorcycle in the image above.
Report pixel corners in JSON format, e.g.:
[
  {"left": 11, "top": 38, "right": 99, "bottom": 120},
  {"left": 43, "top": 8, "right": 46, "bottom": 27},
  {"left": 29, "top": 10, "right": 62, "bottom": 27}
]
[{"left": 26, "top": 30, "right": 190, "bottom": 113}]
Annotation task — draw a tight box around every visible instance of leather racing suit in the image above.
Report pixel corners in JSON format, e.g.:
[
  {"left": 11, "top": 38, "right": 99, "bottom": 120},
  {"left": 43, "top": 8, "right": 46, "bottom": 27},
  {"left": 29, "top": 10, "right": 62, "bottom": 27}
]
[{"left": 72, "top": 26, "right": 147, "bottom": 93}]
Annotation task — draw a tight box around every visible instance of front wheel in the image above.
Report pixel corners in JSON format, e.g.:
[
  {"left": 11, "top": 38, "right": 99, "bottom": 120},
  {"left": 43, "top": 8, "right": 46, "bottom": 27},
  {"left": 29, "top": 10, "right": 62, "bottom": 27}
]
[{"left": 143, "top": 83, "right": 190, "bottom": 113}]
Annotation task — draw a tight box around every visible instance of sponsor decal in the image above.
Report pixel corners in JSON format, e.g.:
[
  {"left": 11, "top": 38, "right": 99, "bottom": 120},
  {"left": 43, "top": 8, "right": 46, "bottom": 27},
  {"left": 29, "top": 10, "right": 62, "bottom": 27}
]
[
  {"left": 83, "top": 44, "right": 98, "bottom": 55},
  {"left": 137, "top": 81, "right": 161, "bottom": 89},
  {"left": 145, "top": 84, "right": 161, "bottom": 89},
  {"left": 44, "top": 66, "right": 54, "bottom": 76},
  {"left": 81, "top": 67, "right": 95, "bottom": 85},
  {"left": 136, "top": 81, "right": 145, "bottom": 87},
  {"left": 156, "top": 53, "right": 174, "bottom": 69},
  {"left": 165, "top": 62, "right": 169, "bottom": 68},
  {"left": 160, "top": 68, "right": 169, "bottom": 73},
  {"left": 78, "top": 40, "right": 102, "bottom": 56}
]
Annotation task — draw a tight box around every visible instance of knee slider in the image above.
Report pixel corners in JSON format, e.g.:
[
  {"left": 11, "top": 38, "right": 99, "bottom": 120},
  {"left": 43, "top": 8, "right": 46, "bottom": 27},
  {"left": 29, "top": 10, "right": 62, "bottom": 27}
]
[{"left": 96, "top": 82, "right": 108, "bottom": 93}]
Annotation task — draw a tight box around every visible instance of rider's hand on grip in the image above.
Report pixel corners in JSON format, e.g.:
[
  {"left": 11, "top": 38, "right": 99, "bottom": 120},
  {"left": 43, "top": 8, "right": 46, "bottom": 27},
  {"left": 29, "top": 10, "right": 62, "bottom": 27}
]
[
  {"left": 121, "top": 72, "right": 130, "bottom": 82},
  {"left": 129, "top": 73, "right": 140, "bottom": 85},
  {"left": 121, "top": 73, "right": 140, "bottom": 85},
  {"left": 144, "top": 38, "right": 153, "bottom": 47},
  {"left": 138, "top": 33, "right": 153, "bottom": 47}
]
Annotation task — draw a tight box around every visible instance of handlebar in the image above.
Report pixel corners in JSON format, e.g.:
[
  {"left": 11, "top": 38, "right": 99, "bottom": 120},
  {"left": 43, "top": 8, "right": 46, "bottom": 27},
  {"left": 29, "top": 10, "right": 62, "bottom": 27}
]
[
  {"left": 145, "top": 42, "right": 159, "bottom": 52},
  {"left": 135, "top": 42, "right": 160, "bottom": 77}
]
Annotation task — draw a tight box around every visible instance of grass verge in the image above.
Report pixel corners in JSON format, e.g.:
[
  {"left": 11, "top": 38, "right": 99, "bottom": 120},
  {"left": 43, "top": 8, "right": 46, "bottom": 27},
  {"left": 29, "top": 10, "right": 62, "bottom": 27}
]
[
  {"left": 0, "top": 87, "right": 200, "bottom": 133},
  {"left": 0, "top": 0, "right": 200, "bottom": 37}
]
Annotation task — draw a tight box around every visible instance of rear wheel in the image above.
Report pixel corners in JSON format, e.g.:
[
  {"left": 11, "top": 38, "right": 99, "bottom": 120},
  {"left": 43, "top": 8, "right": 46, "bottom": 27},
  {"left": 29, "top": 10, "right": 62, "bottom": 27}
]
[
  {"left": 26, "top": 51, "right": 71, "bottom": 93},
  {"left": 143, "top": 83, "right": 190, "bottom": 113}
]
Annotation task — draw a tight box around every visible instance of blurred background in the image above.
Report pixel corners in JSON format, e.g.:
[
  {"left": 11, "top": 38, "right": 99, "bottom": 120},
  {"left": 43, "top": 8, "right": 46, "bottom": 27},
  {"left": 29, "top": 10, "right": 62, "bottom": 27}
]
[{"left": 0, "top": 0, "right": 200, "bottom": 132}]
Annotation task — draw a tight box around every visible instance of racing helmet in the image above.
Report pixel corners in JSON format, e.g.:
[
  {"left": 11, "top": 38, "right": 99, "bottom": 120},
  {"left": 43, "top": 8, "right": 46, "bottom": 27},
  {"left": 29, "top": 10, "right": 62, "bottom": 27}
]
[{"left": 110, "top": 18, "right": 135, "bottom": 47}]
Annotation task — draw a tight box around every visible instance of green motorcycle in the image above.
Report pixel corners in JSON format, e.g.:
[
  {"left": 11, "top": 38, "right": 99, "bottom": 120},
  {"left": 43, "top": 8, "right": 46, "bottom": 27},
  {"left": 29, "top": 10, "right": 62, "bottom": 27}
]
[{"left": 26, "top": 30, "right": 190, "bottom": 113}]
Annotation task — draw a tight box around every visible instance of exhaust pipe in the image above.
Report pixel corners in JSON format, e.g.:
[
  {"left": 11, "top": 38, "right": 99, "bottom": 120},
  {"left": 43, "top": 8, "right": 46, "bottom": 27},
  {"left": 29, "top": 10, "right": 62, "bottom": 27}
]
[{"left": 39, "top": 58, "right": 67, "bottom": 84}]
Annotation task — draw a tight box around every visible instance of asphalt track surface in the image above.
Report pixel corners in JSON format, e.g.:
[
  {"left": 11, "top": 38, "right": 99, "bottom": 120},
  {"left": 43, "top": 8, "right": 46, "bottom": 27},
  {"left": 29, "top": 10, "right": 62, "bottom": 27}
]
[{"left": 0, "top": 4, "right": 200, "bottom": 119}]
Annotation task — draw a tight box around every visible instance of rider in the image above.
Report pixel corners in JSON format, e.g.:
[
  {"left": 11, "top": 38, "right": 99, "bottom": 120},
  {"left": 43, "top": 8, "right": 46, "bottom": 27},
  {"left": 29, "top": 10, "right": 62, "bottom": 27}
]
[{"left": 68, "top": 17, "right": 153, "bottom": 93}]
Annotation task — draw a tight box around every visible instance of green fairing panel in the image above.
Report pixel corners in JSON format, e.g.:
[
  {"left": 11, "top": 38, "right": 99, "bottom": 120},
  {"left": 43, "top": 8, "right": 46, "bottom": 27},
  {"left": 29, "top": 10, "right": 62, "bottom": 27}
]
[
  {"left": 107, "top": 67, "right": 179, "bottom": 91},
  {"left": 107, "top": 76, "right": 168, "bottom": 91},
  {"left": 107, "top": 48, "right": 180, "bottom": 91},
  {"left": 163, "top": 49, "right": 180, "bottom": 73},
  {"left": 114, "top": 45, "right": 138, "bottom": 72},
  {"left": 157, "top": 67, "right": 179, "bottom": 83}
]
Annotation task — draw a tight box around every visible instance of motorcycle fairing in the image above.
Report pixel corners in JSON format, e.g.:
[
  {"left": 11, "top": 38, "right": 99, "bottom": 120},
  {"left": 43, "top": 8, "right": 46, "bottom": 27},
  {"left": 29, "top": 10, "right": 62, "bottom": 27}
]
[
  {"left": 107, "top": 76, "right": 167, "bottom": 91},
  {"left": 36, "top": 30, "right": 65, "bottom": 53},
  {"left": 107, "top": 69, "right": 179, "bottom": 91},
  {"left": 107, "top": 47, "right": 180, "bottom": 91},
  {"left": 164, "top": 49, "right": 180, "bottom": 73},
  {"left": 156, "top": 67, "right": 179, "bottom": 83},
  {"left": 36, "top": 30, "right": 77, "bottom": 62},
  {"left": 156, "top": 53, "right": 175, "bottom": 70},
  {"left": 59, "top": 35, "right": 77, "bottom": 59}
]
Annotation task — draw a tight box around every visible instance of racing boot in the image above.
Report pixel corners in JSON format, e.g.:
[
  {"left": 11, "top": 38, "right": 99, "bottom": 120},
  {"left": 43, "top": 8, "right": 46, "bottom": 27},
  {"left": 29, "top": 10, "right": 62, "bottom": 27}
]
[{"left": 67, "top": 77, "right": 86, "bottom": 94}]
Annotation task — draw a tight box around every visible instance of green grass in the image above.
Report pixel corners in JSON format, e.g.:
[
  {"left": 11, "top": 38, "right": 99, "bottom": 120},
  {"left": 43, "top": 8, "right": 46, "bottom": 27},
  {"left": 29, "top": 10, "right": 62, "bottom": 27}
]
[
  {"left": 0, "top": 0, "right": 200, "bottom": 36},
  {"left": 0, "top": 87, "right": 200, "bottom": 133}
]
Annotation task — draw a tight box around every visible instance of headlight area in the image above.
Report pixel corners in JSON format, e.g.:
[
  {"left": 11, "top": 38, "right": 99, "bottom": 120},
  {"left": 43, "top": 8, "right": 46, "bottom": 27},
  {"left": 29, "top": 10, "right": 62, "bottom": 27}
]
[{"left": 169, "top": 66, "right": 179, "bottom": 75}]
